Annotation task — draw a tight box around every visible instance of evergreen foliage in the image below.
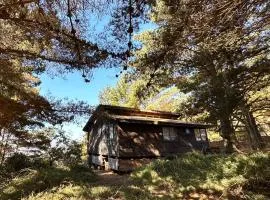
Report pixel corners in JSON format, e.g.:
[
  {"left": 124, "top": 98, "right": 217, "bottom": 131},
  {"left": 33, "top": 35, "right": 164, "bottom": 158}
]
[
  {"left": 99, "top": 74, "right": 186, "bottom": 112},
  {"left": 128, "top": 0, "right": 270, "bottom": 151}
]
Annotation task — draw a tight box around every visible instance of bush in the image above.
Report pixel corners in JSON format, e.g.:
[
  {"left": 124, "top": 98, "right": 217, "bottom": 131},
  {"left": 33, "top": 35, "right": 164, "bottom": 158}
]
[
  {"left": 5, "top": 153, "right": 30, "bottom": 172},
  {"left": 29, "top": 157, "right": 50, "bottom": 169}
]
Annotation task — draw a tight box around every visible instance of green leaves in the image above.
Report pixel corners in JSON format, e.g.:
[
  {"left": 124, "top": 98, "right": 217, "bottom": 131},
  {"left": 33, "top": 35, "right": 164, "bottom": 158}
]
[{"left": 127, "top": 0, "right": 270, "bottom": 151}]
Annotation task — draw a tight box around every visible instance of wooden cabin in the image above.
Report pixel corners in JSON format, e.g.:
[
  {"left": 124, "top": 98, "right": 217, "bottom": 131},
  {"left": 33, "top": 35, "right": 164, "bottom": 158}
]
[{"left": 83, "top": 105, "right": 210, "bottom": 171}]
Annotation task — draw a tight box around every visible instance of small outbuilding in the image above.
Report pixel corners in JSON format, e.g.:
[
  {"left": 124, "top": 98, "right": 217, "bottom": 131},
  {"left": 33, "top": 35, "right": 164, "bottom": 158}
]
[{"left": 83, "top": 105, "right": 210, "bottom": 171}]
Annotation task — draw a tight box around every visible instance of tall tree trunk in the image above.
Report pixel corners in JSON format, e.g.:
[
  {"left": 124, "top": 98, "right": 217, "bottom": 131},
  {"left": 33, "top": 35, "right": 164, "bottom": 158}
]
[
  {"left": 220, "top": 117, "right": 235, "bottom": 153},
  {"left": 0, "top": 128, "right": 5, "bottom": 166},
  {"left": 241, "top": 106, "right": 264, "bottom": 150},
  {"left": 0, "top": 130, "right": 9, "bottom": 166}
]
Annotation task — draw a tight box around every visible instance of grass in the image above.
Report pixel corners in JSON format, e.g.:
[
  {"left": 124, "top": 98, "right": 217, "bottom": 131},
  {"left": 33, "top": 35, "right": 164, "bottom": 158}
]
[
  {"left": 131, "top": 152, "right": 270, "bottom": 199},
  {"left": 0, "top": 152, "right": 269, "bottom": 200},
  {"left": 0, "top": 165, "right": 97, "bottom": 200}
]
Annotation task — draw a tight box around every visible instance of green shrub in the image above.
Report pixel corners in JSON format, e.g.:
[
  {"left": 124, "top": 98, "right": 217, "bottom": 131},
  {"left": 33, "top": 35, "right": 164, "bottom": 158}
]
[
  {"left": 5, "top": 153, "right": 30, "bottom": 172},
  {"left": 4, "top": 154, "right": 50, "bottom": 173},
  {"left": 29, "top": 157, "right": 50, "bottom": 169}
]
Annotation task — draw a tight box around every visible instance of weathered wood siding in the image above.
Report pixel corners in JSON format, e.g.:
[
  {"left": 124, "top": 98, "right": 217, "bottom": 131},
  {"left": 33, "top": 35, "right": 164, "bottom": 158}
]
[
  {"left": 88, "top": 120, "right": 118, "bottom": 157},
  {"left": 117, "top": 122, "right": 208, "bottom": 158}
]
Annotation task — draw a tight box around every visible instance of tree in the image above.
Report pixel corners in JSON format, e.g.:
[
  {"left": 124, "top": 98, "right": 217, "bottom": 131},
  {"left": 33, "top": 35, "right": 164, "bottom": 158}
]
[
  {"left": 45, "top": 128, "right": 83, "bottom": 167},
  {"left": 0, "top": 0, "right": 100, "bottom": 161},
  {"left": 0, "top": 0, "right": 135, "bottom": 137},
  {"left": 130, "top": 0, "right": 270, "bottom": 152},
  {"left": 0, "top": 57, "right": 91, "bottom": 162},
  {"left": 0, "top": 0, "right": 112, "bottom": 76},
  {"left": 99, "top": 74, "right": 185, "bottom": 112},
  {"left": 99, "top": 74, "right": 153, "bottom": 109},
  {"left": 145, "top": 87, "right": 185, "bottom": 112}
]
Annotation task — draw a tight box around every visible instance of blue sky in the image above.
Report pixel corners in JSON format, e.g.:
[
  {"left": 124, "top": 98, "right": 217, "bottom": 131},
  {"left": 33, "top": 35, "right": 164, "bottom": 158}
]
[
  {"left": 40, "top": 67, "right": 119, "bottom": 105},
  {"left": 39, "top": 67, "right": 119, "bottom": 140},
  {"left": 38, "top": 11, "right": 157, "bottom": 140}
]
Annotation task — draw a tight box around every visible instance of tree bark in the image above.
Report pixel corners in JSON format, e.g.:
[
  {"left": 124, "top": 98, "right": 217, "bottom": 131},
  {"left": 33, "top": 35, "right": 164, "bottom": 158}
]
[
  {"left": 220, "top": 117, "right": 235, "bottom": 153},
  {"left": 0, "top": 128, "right": 5, "bottom": 166},
  {"left": 241, "top": 106, "right": 264, "bottom": 150},
  {"left": 0, "top": 129, "right": 10, "bottom": 166}
]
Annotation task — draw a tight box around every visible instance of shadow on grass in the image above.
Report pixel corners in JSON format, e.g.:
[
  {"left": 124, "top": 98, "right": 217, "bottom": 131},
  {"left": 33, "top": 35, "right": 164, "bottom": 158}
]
[
  {"left": 0, "top": 166, "right": 96, "bottom": 200},
  {"left": 2, "top": 152, "right": 269, "bottom": 200},
  {"left": 131, "top": 152, "right": 270, "bottom": 199},
  {"left": 1, "top": 166, "right": 180, "bottom": 200}
]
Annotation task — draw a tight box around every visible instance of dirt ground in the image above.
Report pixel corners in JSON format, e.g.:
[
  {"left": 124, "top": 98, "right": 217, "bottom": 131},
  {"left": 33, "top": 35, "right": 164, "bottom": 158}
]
[
  {"left": 92, "top": 170, "right": 224, "bottom": 200},
  {"left": 92, "top": 170, "right": 133, "bottom": 187}
]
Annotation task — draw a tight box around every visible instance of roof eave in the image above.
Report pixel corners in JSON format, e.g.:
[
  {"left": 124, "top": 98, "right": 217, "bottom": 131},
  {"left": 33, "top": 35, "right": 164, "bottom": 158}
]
[{"left": 116, "top": 119, "right": 212, "bottom": 128}]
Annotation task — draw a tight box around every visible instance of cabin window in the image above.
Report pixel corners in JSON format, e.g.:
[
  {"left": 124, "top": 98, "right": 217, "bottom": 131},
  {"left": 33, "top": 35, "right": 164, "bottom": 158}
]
[
  {"left": 195, "top": 129, "right": 207, "bottom": 141},
  {"left": 163, "top": 127, "right": 177, "bottom": 141}
]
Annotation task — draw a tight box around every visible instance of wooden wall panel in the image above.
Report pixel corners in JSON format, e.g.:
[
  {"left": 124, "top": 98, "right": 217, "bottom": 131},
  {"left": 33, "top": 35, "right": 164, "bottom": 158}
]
[
  {"left": 118, "top": 122, "right": 209, "bottom": 158},
  {"left": 88, "top": 122, "right": 108, "bottom": 155},
  {"left": 88, "top": 120, "right": 119, "bottom": 157}
]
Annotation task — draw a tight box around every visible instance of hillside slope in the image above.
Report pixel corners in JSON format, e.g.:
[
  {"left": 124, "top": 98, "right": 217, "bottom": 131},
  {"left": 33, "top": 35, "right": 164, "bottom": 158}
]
[{"left": 0, "top": 152, "right": 269, "bottom": 200}]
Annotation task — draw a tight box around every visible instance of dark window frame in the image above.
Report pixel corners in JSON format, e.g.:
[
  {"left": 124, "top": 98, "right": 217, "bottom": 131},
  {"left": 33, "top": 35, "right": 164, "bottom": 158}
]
[
  {"left": 162, "top": 127, "right": 178, "bottom": 141},
  {"left": 194, "top": 129, "right": 207, "bottom": 141}
]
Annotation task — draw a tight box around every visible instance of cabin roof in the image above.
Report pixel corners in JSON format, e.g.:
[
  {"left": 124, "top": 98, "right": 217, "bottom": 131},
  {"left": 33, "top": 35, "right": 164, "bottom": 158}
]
[
  {"left": 95, "top": 104, "right": 181, "bottom": 117},
  {"left": 109, "top": 114, "right": 211, "bottom": 128},
  {"left": 83, "top": 105, "right": 211, "bottom": 131}
]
